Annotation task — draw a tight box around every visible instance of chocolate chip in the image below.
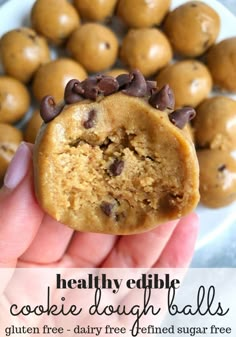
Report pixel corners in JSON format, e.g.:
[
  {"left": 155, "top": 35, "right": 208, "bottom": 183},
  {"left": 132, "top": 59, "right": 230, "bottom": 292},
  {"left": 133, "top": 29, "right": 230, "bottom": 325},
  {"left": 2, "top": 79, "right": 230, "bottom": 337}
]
[
  {"left": 105, "top": 42, "right": 110, "bottom": 49},
  {"left": 100, "top": 202, "right": 114, "bottom": 216},
  {"left": 64, "top": 79, "right": 84, "bottom": 104},
  {"left": 83, "top": 109, "right": 97, "bottom": 129},
  {"left": 146, "top": 80, "right": 158, "bottom": 95},
  {"left": 97, "top": 76, "right": 119, "bottom": 96},
  {"left": 40, "top": 95, "right": 64, "bottom": 123},
  {"left": 168, "top": 107, "right": 196, "bottom": 129},
  {"left": 109, "top": 159, "right": 124, "bottom": 176},
  {"left": 116, "top": 73, "right": 130, "bottom": 89},
  {"left": 191, "top": 3, "right": 197, "bottom": 7},
  {"left": 81, "top": 77, "right": 99, "bottom": 100},
  {"left": 218, "top": 164, "right": 226, "bottom": 172},
  {"left": 115, "top": 212, "right": 125, "bottom": 222},
  {"left": 149, "top": 84, "right": 175, "bottom": 111},
  {"left": 122, "top": 69, "right": 147, "bottom": 97}
]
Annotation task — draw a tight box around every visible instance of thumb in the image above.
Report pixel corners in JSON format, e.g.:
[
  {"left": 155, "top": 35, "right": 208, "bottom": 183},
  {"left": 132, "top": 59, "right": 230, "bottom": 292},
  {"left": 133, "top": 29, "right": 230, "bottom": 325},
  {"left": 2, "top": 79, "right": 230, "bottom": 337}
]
[{"left": 0, "top": 142, "right": 43, "bottom": 268}]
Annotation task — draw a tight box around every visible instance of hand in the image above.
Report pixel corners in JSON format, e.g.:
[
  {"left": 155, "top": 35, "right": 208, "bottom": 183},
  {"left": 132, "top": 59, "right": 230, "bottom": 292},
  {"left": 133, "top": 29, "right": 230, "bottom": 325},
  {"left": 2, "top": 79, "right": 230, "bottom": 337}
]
[{"left": 0, "top": 142, "right": 199, "bottom": 270}]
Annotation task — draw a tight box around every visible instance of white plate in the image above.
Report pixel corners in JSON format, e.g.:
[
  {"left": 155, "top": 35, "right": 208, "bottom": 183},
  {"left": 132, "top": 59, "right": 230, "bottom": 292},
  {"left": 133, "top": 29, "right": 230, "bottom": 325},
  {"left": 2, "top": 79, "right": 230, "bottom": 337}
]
[{"left": 0, "top": 0, "right": 236, "bottom": 250}]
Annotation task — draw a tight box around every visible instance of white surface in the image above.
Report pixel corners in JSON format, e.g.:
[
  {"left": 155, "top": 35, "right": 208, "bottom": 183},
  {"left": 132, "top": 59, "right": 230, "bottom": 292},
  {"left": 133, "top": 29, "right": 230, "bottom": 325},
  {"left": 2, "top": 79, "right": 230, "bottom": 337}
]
[{"left": 0, "top": 0, "right": 236, "bottom": 262}]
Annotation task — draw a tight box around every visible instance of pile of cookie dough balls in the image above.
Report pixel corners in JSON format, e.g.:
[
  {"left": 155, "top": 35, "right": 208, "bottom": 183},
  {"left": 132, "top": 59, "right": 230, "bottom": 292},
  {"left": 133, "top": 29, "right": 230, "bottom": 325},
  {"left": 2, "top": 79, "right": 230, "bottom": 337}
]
[{"left": 0, "top": 0, "right": 236, "bottom": 209}]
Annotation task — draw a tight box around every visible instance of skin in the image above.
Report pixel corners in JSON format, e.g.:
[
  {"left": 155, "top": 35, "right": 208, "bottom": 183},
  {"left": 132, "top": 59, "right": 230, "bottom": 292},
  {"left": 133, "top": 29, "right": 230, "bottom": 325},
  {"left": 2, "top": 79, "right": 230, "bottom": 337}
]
[{"left": 0, "top": 144, "right": 199, "bottom": 273}]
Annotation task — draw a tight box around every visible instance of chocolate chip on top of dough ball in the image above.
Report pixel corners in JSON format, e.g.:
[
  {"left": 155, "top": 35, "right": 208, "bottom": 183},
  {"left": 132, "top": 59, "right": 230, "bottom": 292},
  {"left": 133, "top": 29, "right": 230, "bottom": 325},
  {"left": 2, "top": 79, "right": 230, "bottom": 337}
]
[
  {"left": 0, "top": 27, "right": 50, "bottom": 83},
  {"left": 206, "top": 37, "right": 236, "bottom": 93},
  {"left": 198, "top": 149, "right": 236, "bottom": 208},
  {"left": 163, "top": 1, "right": 220, "bottom": 57},
  {"left": 31, "top": 0, "right": 80, "bottom": 45},
  {"left": 0, "top": 123, "right": 23, "bottom": 182},
  {"left": 117, "top": 0, "right": 171, "bottom": 28},
  {"left": 0, "top": 76, "right": 30, "bottom": 124},
  {"left": 32, "top": 58, "right": 87, "bottom": 103},
  {"left": 67, "top": 23, "right": 119, "bottom": 73},
  {"left": 120, "top": 28, "right": 172, "bottom": 77},
  {"left": 73, "top": 0, "right": 117, "bottom": 22},
  {"left": 34, "top": 70, "right": 199, "bottom": 234},
  {"left": 156, "top": 60, "right": 212, "bottom": 108},
  {"left": 194, "top": 96, "right": 236, "bottom": 151}
]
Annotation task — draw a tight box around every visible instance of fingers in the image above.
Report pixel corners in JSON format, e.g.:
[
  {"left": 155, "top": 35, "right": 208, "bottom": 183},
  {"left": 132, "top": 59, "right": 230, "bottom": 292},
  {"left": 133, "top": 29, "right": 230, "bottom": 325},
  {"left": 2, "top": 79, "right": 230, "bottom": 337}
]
[
  {"left": 66, "top": 232, "right": 117, "bottom": 267},
  {"left": 20, "top": 215, "right": 74, "bottom": 264},
  {"left": 102, "top": 220, "right": 178, "bottom": 268},
  {"left": 154, "top": 213, "right": 199, "bottom": 268},
  {"left": 0, "top": 143, "right": 44, "bottom": 268}
]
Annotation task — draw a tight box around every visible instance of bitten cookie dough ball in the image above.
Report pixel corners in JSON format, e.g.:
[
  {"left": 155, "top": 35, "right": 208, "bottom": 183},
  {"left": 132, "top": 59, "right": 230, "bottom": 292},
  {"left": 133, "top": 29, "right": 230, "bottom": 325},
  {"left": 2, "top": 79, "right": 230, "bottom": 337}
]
[
  {"left": 206, "top": 37, "right": 236, "bottom": 92},
  {"left": 195, "top": 96, "right": 236, "bottom": 150},
  {"left": 34, "top": 72, "right": 199, "bottom": 234},
  {"left": 156, "top": 60, "right": 212, "bottom": 108},
  {"left": 164, "top": 1, "right": 220, "bottom": 57},
  {"left": 73, "top": 0, "right": 117, "bottom": 22},
  {"left": 0, "top": 76, "right": 30, "bottom": 124},
  {"left": 117, "top": 0, "right": 171, "bottom": 28},
  {"left": 198, "top": 150, "right": 236, "bottom": 208},
  {"left": 24, "top": 110, "right": 42, "bottom": 144},
  {"left": 67, "top": 23, "right": 118, "bottom": 73},
  {"left": 32, "top": 58, "right": 87, "bottom": 103},
  {"left": 0, "top": 123, "right": 23, "bottom": 181},
  {"left": 0, "top": 27, "right": 50, "bottom": 83},
  {"left": 31, "top": 0, "right": 80, "bottom": 45},
  {"left": 120, "top": 28, "right": 172, "bottom": 77}
]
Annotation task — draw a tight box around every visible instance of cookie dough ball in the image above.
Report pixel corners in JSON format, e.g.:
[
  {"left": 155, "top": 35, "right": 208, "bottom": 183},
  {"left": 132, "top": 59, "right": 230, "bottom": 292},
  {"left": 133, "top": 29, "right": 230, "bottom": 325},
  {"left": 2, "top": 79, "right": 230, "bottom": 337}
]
[
  {"left": 198, "top": 150, "right": 236, "bottom": 208},
  {"left": 31, "top": 0, "right": 80, "bottom": 45},
  {"left": 164, "top": 1, "right": 220, "bottom": 57},
  {"left": 24, "top": 110, "right": 42, "bottom": 144},
  {"left": 184, "top": 123, "right": 195, "bottom": 144},
  {"left": 0, "top": 27, "right": 50, "bottom": 83},
  {"left": 34, "top": 89, "right": 199, "bottom": 234},
  {"left": 117, "top": 0, "right": 171, "bottom": 28},
  {"left": 32, "top": 58, "right": 87, "bottom": 103},
  {"left": 105, "top": 68, "right": 129, "bottom": 77},
  {"left": 120, "top": 28, "right": 172, "bottom": 77},
  {"left": 206, "top": 37, "right": 236, "bottom": 92},
  {"left": 67, "top": 23, "right": 118, "bottom": 73},
  {"left": 194, "top": 96, "right": 236, "bottom": 150},
  {"left": 0, "top": 123, "right": 23, "bottom": 181},
  {"left": 156, "top": 60, "right": 212, "bottom": 108},
  {"left": 0, "top": 76, "right": 30, "bottom": 124},
  {"left": 73, "top": 0, "right": 117, "bottom": 22}
]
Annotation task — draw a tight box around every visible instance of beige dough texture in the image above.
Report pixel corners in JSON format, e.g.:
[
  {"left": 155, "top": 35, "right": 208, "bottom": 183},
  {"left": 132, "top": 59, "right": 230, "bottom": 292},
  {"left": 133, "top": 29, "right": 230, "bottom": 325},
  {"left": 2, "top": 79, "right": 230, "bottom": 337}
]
[
  {"left": 194, "top": 96, "right": 236, "bottom": 150},
  {"left": 34, "top": 92, "right": 199, "bottom": 234},
  {"left": 198, "top": 149, "right": 236, "bottom": 208}
]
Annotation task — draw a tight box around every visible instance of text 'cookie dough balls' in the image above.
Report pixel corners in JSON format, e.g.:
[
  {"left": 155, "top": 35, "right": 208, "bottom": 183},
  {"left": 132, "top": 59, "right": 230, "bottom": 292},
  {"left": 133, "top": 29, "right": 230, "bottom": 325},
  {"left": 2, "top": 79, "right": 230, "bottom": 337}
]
[
  {"left": 194, "top": 96, "right": 236, "bottom": 151},
  {"left": 32, "top": 58, "right": 87, "bottom": 103},
  {"left": 67, "top": 23, "right": 118, "bottom": 73},
  {"left": 73, "top": 0, "right": 117, "bottom": 22},
  {"left": 164, "top": 1, "right": 220, "bottom": 57},
  {"left": 156, "top": 60, "right": 212, "bottom": 108},
  {"left": 0, "top": 28, "right": 50, "bottom": 83},
  {"left": 0, "top": 76, "right": 30, "bottom": 124},
  {"left": 24, "top": 110, "right": 42, "bottom": 144},
  {"left": 120, "top": 28, "right": 172, "bottom": 77},
  {"left": 206, "top": 37, "right": 236, "bottom": 92},
  {"left": 31, "top": 0, "right": 80, "bottom": 45},
  {"left": 0, "top": 123, "right": 23, "bottom": 181},
  {"left": 198, "top": 150, "right": 236, "bottom": 208},
  {"left": 34, "top": 73, "right": 199, "bottom": 234},
  {"left": 117, "top": 0, "right": 171, "bottom": 28}
]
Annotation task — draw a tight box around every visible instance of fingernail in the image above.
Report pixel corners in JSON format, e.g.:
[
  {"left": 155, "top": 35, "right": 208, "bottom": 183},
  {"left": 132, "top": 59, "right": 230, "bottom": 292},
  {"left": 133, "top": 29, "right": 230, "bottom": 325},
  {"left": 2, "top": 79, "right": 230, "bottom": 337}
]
[{"left": 4, "top": 142, "right": 32, "bottom": 190}]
